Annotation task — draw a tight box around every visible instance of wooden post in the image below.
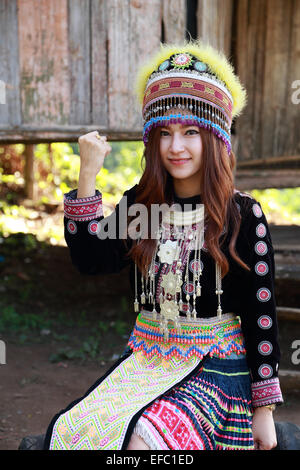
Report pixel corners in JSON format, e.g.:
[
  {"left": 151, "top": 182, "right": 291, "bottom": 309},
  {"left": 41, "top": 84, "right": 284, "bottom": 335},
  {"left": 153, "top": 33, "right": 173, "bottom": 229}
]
[
  {"left": 24, "top": 144, "right": 35, "bottom": 200},
  {"left": 197, "top": 0, "right": 233, "bottom": 55}
]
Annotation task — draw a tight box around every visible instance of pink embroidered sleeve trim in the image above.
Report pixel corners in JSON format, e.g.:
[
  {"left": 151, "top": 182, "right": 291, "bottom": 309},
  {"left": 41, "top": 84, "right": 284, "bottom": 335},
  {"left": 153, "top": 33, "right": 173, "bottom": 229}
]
[
  {"left": 64, "top": 193, "right": 103, "bottom": 221},
  {"left": 251, "top": 377, "right": 283, "bottom": 407}
]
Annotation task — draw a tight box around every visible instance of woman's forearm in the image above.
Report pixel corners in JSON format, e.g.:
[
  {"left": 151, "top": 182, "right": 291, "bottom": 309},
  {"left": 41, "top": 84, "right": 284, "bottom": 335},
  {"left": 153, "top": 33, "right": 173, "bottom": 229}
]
[
  {"left": 77, "top": 168, "right": 97, "bottom": 199},
  {"left": 77, "top": 131, "right": 111, "bottom": 199}
]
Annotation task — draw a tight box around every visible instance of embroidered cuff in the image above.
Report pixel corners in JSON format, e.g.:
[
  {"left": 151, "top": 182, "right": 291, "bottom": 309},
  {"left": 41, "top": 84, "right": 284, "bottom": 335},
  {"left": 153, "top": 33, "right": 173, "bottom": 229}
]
[
  {"left": 251, "top": 377, "right": 283, "bottom": 407},
  {"left": 64, "top": 190, "right": 103, "bottom": 221}
]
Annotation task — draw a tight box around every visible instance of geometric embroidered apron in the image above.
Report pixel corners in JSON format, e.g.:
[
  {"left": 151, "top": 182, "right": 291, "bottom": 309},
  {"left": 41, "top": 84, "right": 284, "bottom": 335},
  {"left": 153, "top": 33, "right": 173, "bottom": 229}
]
[{"left": 48, "top": 352, "right": 200, "bottom": 450}]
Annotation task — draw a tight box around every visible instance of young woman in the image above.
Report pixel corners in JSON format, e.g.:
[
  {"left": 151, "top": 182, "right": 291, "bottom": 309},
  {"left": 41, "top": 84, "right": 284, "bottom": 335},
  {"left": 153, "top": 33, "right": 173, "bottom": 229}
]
[{"left": 44, "top": 41, "right": 283, "bottom": 451}]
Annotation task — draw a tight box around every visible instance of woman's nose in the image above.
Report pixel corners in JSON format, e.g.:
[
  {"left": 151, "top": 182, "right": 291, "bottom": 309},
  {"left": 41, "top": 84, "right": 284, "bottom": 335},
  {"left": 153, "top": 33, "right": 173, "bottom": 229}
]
[{"left": 169, "top": 133, "right": 185, "bottom": 154}]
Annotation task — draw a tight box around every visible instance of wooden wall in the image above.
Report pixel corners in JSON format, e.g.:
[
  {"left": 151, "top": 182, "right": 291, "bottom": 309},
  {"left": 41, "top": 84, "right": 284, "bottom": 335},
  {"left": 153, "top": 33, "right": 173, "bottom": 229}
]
[
  {"left": 0, "top": 0, "right": 187, "bottom": 143},
  {"left": 235, "top": 0, "right": 300, "bottom": 163},
  {"left": 233, "top": 0, "right": 300, "bottom": 189},
  {"left": 0, "top": 0, "right": 299, "bottom": 187}
]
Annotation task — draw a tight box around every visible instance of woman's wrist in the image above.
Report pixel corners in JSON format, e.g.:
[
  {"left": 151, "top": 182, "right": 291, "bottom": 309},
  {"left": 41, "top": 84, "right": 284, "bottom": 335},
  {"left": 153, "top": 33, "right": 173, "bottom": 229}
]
[
  {"left": 77, "top": 168, "right": 97, "bottom": 199},
  {"left": 254, "top": 404, "right": 276, "bottom": 414}
]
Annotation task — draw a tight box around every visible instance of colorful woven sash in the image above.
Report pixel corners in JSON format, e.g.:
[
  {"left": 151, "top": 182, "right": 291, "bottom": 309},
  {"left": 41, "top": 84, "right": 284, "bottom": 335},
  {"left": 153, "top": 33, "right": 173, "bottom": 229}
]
[{"left": 128, "top": 310, "right": 246, "bottom": 360}]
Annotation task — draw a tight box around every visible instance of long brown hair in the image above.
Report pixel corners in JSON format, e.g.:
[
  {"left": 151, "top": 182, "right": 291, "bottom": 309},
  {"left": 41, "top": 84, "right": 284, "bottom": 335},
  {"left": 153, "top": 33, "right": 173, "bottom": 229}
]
[{"left": 125, "top": 126, "right": 250, "bottom": 278}]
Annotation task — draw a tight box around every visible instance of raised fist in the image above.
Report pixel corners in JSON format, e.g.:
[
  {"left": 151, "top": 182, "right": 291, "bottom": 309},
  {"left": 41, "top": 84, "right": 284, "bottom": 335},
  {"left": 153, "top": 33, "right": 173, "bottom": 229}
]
[{"left": 78, "top": 131, "right": 111, "bottom": 176}]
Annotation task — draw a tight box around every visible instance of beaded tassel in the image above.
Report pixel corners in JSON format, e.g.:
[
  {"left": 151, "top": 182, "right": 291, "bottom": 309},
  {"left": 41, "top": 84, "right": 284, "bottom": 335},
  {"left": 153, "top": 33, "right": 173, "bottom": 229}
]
[
  {"left": 195, "top": 226, "right": 203, "bottom": 297},
  {"left": 149, "top": 227, "right": 162, "bottom": 320},
  {"left": 149, "top": 243, "right": 158, "bottom": 319},
  {"left": 159, "top": 289, "right": 164, "bottom": 305},
  {"left": 174, "top": 233, "right": 183, "bottom": 311},
  {"left": 184, "top": 232, "right": 193, "bottom": 319},
  {"left": 175, "top": 230, "right": 184, "bottom": 312},
  {"left": 215, "top": 262, "right": 223, "bottom": 318},
  {"left": 191, "top": 231, "right": 198, "bottom": 319},
  {"left": 134, "top": 262, "right": 139, "bottom": 313},
  {"left": 141, "top": 271, "right": 146, "bottom": 304}
]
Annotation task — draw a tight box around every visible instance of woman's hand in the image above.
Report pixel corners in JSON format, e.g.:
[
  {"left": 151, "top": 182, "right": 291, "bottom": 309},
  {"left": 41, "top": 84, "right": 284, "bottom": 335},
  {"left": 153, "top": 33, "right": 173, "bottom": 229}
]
[
  {"left": 252, "top": 406, "right": 277, "bottom": 450},
  {"left": 78, "top": 131, "right": 111, "bottom": 177},
  {"left": 77, "top": 131, "right": 112, "bottom": 198}
]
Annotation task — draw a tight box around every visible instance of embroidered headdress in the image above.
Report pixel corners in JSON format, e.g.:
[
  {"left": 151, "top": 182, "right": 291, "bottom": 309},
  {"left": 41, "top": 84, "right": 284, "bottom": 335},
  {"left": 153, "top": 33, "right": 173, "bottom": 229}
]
[{"left": 135, "top": 40, "right": 247, "bottom": 153}]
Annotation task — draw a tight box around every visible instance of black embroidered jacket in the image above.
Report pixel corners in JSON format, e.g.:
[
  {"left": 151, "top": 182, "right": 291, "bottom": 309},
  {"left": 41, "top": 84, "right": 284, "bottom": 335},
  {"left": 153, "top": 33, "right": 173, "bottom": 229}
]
[{"left": 63, "top": 184, "right": 283, "bottom": 407}]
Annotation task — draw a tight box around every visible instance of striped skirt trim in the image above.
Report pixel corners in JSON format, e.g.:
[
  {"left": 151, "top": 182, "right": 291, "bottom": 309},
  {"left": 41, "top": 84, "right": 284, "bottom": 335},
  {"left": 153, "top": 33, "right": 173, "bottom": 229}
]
[{"left": 134, "top": 355, "right": 254, "bottom": 450}]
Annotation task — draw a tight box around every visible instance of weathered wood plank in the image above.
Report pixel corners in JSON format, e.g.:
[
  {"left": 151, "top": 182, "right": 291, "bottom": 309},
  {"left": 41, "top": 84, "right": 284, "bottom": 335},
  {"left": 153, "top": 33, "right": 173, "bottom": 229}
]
[
  {"left": 18, "top": 0, "right": 70, "bottom": 125},
  {"left": 0, "top": 126, "right": 142, "bottom": 144},
  {"left": 286, "top": 0, "right": 300, "bottom": 156},
  {"left": 235, "top": 169, "right": 300, "bottom": 190},
  {"left": 0, "top": 0, "right": 21, "bottom": 126},
  {"left": 162, "top": 0, "right": 187, "bottom": 43},
  {"left": 261, "top": 0, "right": 293, "bottom": 157},
  {"left": 107, "top": 0, "right": 131, "bottom": 130},
  {"left": 91, "top": 0, "right": 109, "bottom": 126},
  {"left": 277, "top": 307, "right": 300, "bottom": 323},
  {"left": 107, "top": 0, "right": 162, "bottom": 131},
  {"left": 234, "top": 0, "right": 268, "bottom": 162},
  {"left": 68, "top": 0, "right": 91, "bottom": 124},
  {"left": 237, "top": 155, "right": 300, "bottom": 169},
  {"left": 197, "top": 0, "right": 233, "bottom": 56},
  {"left": 235, "top": 0, "right": 300, "bottom": 162}
]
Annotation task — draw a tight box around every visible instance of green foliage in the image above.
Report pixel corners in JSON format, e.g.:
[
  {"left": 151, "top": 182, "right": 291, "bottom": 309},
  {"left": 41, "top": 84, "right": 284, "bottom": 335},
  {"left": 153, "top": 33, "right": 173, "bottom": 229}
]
[
  {"left": 47, "top": 320, "right": 129, "bottom": 363},
  {"left": 96, "top": 141, "right": 144, "bottom": 203},
  {"left": 34, "top": 141, "right": 144, "bottom": 204},
  {"left": 0, "top": 305, "right": 51, "bottom": 334},
  {"left": 251, "top": 188, "right": 300, "bottom": 224},
  {"left": 0, "top": 141, "right": 144, "bottom": 242}
]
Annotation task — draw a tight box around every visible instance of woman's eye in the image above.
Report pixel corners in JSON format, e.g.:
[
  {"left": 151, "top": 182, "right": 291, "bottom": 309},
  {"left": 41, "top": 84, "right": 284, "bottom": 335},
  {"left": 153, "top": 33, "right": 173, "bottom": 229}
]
[
  {"left": 160, "top": 128, "right": 199, "bottom": 137},
  {"left": 186, "top": 129, "right": 199, "bottom": 135}
]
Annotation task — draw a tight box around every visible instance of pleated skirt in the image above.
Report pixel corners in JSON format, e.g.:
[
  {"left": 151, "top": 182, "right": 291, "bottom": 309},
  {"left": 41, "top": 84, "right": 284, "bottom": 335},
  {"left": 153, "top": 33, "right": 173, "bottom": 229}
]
[{"left": 133, "top": 354, "right": 254, "bottom": 450}]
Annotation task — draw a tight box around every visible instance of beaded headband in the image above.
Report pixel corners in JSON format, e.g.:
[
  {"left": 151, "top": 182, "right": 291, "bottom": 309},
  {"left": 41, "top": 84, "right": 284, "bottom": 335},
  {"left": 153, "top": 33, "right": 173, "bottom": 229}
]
[{"left": 135, "top": 41, "right": 247, "bottom": 153}]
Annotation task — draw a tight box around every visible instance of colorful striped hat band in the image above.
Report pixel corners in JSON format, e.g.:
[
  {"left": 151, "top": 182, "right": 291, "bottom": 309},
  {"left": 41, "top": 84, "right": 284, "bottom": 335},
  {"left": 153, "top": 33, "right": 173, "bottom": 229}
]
[{"left": 136, "top": 46, "right": 247, "bottom": 154}]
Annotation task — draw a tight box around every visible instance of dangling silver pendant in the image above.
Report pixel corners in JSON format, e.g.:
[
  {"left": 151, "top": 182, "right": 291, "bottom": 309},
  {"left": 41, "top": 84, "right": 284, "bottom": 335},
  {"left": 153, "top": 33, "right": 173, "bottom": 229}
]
[
  {"left": 152, "top": 307, "right": 158, "bottom": 320},
  {"left": 160, "top": 300, "right": 180, "bottom": 341},
  {"left": 196, "top": 283, "right": 201, "bottom": 296}
]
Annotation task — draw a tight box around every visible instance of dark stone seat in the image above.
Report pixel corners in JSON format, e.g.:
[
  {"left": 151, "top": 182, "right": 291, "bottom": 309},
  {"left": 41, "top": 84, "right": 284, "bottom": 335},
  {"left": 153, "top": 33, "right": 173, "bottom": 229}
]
[
  {"left": 18, "top": 421, "right": 300, "bottom": 450},
  {"left": 274, "top": 421, "right": 300, "bottom": 450},
  {"left": 18, "top": 434, "right": 46, "bottom": 450}
]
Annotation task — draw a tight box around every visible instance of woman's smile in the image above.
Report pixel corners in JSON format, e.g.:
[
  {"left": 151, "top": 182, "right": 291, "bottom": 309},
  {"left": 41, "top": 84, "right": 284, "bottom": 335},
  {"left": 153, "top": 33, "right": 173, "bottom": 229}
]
[
  {"left": 168, "top": 157, "right": 192, "bottom": 165},
  {"left": 159, "top": 117, "right": 203, "bottom": 196}
]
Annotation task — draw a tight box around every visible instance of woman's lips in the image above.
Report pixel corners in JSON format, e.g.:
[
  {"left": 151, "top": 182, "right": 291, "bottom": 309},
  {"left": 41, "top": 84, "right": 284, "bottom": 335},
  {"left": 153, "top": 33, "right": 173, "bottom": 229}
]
[{"left": 169, "top": 158, "right": 191, "bottom": 165}]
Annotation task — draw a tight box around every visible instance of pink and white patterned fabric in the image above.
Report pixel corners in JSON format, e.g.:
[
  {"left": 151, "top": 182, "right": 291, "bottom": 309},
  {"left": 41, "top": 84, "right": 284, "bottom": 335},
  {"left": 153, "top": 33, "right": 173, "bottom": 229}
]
[
  {"left": 64, "top": 193, "right": 103, "bottom": 221},
  {"left": 251, "top": 378, "right": 282, "bottom": 407}
]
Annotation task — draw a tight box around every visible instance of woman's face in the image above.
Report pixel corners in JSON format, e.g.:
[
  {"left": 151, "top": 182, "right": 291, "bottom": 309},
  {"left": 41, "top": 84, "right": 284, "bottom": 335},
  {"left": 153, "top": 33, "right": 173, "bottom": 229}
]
[{"left": 159, "top": 118, "right": 203, "bottom": 195}]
